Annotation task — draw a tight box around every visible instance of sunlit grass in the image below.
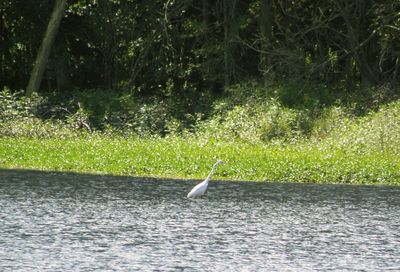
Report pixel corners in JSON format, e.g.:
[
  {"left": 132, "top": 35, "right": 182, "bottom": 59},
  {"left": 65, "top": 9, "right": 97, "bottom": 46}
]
[{"left": 1, "top": 136, "right": 399, "bottom": 184}]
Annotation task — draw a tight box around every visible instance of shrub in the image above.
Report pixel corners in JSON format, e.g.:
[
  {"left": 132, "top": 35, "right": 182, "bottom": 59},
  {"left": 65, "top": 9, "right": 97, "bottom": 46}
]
[
  {"left": 195, "top": 98, "right": 310, "bottom": 143},
  {"left": 0, "top": 88, "right": 43, "bottom": 122}
]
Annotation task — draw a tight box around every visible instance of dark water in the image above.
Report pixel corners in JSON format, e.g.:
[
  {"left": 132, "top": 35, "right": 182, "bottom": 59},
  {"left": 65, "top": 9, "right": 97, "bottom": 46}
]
[{"left": 1, "top": 169, "right": 399, "bottom": 271}]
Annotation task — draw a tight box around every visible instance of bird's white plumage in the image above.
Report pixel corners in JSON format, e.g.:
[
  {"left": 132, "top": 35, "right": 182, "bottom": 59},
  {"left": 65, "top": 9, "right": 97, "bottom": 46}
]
[{"left": 187, "top": 160, "right": 223, "bottom": 198}]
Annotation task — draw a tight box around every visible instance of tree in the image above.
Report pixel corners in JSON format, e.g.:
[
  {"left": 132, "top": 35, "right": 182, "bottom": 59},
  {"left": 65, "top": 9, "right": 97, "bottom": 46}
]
[
  {"left": 223, "top": 0, "right": 239, "bottom": 87},
  {"left": 26, "top": 0, "right": 66, "bottom": 96},
  {"left": 0, "top": 0, "right": 396, "bottom": 97}
]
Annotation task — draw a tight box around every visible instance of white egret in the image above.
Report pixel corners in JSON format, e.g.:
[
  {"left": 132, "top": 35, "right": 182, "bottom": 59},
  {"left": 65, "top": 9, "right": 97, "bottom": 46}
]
[{"left": 187, "top": 160, "right": 223, "bottom": 198}]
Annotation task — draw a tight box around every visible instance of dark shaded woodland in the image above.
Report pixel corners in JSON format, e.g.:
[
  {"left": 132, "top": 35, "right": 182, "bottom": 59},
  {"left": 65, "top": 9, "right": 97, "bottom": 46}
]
[{"left": 1, "top": 0, "right": 399, "bottom": 97}]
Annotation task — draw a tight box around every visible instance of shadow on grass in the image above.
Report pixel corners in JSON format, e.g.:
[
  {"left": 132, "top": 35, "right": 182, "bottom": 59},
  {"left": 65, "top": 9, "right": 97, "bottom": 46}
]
[{"left": 0, "top": 168, "right": 201, "bottom": 183}]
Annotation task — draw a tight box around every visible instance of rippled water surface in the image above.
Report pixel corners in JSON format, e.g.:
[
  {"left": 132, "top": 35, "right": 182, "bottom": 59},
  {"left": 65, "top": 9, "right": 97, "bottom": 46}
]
[{"left": 1, "top": 169, "right": 400, "bottom": 271}]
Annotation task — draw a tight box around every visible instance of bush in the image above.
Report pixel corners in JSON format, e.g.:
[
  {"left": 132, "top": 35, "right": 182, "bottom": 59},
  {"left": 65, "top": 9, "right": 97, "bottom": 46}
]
[
  {"left": 323, "top": 101, "right": 400, "bottom": 155},
  {"left": 195, "top": 98, "right": 310, "bottom": 143},
  {"left": 1, "top": 85, "right": 400, "bottom": 158},
  {"left": 0, "top": 88, "right": 42, "bottom": 122}
]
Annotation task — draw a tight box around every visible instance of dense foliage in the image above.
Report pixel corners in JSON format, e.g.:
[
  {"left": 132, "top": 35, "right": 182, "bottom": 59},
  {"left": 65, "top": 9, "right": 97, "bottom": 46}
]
[
  {"left": 2, "top": 87, "right": 400, "bottom": 155},
  {"left": 1, "top": 85, "right": 400, "bottom": 184},
  {"left": 2, "top": 1, "right": 400, "bottom": 184},
  {"left": 1, "top": 0, "right": 399, "bottom": 95}
]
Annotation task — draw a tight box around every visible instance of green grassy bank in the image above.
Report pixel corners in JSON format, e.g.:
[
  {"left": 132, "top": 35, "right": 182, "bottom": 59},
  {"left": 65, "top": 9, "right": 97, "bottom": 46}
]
[
  {"left": 1, "top": 86, "right": 400, "bottom": 184},
  {"left": 1, "top": 136, "right": 399, "bottom": 184}
]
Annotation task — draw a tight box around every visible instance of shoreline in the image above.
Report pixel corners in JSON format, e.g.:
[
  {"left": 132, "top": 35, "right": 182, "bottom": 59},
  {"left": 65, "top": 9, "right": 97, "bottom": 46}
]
[
  {"left": 1, "top": 136, "right": 399, "bottom": 185},
  {"left": 1, "top": 167, "right": 398, "bottom": 187}
]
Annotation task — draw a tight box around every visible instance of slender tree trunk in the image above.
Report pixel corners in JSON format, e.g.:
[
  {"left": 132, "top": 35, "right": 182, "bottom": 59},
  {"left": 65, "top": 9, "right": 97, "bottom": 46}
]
[
  {"left": 202, "top": 0, "right": 210, "bottom": 28},
  {"left": 345, "top": 55, "right": 355, "bottom": 91},
  {"left": 223, "top": 0, "right": 230, "bottom": 87},
  {"left": 391, "top": 56, "right": 399, "bottom": 88},
  {"left": 223, "top": 0, "right": 238, "bottom": 88},
  {"left": 55, "top": 48, "right": 71, "bottom": 92},
  {"left": 340, "top": 0, "right": 377, "bottom": 91},
  {"left": 259, "top": 0, "right": 273, "bottom": 85},
  {"left": 26, "top": 0, "right": 66, "bottom": 96}
]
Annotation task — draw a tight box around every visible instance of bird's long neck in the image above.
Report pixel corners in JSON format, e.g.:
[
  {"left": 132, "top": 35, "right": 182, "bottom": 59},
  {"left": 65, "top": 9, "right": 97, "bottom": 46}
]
[{"left": 205, "top": 165, "right": 217, "bottom": 183}]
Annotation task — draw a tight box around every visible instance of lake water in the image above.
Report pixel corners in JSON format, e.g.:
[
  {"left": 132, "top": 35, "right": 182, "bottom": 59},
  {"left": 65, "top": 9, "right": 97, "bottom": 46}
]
[{"left": 1, "top": 169, "right": 399, "bottom": 271}]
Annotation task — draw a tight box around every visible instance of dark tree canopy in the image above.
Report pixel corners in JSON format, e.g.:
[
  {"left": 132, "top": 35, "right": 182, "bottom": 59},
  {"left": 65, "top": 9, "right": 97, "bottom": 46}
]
[{"left": 1, "top": 0, "right": 399, "bottom": 95}]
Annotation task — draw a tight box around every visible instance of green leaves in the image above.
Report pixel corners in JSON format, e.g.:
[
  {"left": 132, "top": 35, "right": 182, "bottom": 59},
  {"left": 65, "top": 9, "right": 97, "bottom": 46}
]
[{"left": 1, "top": 84, "right": 400, "bottom": 184}]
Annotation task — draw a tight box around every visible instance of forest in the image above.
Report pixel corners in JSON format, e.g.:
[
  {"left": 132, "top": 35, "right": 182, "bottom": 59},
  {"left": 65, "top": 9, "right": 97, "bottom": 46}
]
[
  {"left": 1, "top": 0, "right": 400, "bottom": 183},
  {"left": 2, "top": 0, "right": 399, "bottom": 96}
]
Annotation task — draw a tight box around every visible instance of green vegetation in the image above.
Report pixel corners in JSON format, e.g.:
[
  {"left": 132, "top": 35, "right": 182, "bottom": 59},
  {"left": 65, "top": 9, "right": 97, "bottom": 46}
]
[
  {"left": 1, "top": 87, "right": 399, "bottom": 184},
  {"left": 0, "top": 136, "right": 398, "bottom": 184},
  {"left": 1, "top": 2, "right": 399, "bottom": 184},
  {"left": 2, "top": 1, "right": 399, "bottom": 94}
]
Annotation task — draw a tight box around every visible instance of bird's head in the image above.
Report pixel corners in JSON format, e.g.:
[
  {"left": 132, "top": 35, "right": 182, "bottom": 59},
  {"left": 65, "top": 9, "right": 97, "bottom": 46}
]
[{"left": 214, "top": 160, "right": 223, "bottom": 167}]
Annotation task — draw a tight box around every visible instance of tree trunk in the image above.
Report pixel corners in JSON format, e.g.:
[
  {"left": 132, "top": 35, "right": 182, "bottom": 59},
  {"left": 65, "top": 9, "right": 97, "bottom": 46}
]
[
  {"left": 55, "top": 52, "right": 71, "bottom": 92},
  {"left": 340, "top": 0, "right": 378, "bottom": 91},
  {"left": 26, "top": 0, "right": 66, "bottom": 96},
  {"left": 202, "top": 0, "right": 210, "bottom": 28},
  {"left": 345, "top": 55, "right": 355, "bottom": 91},
  {"left": 223, "top": 0, "right": 230, "bottom": 87},
  {"left": 259, "top": 0, "right": 273, "bottom": 85},
  {"left": 223, "top": 0, "right": 238, "bottom": 88}
]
